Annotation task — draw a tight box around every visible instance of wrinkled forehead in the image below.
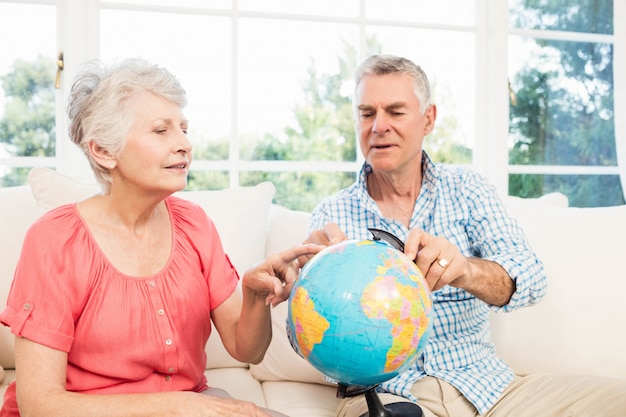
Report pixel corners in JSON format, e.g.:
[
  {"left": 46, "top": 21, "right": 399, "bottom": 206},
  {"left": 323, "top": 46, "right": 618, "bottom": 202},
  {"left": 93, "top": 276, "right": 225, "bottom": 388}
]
[{"left": 355, "top": 73, "right": 419, "bottom": 105}]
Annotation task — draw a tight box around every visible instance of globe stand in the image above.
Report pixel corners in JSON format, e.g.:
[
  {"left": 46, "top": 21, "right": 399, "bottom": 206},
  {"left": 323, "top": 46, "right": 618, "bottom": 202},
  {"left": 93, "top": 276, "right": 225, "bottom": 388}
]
[{"left": 337, "top": 383, "right": 423, "bottom": 417}]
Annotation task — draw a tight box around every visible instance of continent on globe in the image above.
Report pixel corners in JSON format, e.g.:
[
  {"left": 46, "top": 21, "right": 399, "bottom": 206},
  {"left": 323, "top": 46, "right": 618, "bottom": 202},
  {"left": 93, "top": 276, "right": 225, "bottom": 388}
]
[{"left": 290, "top": 286, "right": 330, "bottom": 357}]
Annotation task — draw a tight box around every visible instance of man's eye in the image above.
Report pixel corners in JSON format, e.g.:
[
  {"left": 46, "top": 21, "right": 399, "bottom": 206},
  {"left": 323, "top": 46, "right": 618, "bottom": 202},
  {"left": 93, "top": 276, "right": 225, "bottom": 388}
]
[{"left": 360, "top": 113, "right": 373, "bottom": 118}]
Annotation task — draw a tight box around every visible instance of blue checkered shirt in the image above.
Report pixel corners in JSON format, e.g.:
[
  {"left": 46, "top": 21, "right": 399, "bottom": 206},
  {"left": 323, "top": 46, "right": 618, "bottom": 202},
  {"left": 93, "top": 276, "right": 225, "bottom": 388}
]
[{"left": 309, "top": 153, "right": 547, "bottom": 414}]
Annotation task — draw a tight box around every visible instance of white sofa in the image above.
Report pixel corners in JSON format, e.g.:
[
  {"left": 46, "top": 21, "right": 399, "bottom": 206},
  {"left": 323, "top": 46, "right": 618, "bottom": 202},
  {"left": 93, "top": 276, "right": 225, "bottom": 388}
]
[{"left": 1, "top": 167, "right": 625, "bottom": 416}]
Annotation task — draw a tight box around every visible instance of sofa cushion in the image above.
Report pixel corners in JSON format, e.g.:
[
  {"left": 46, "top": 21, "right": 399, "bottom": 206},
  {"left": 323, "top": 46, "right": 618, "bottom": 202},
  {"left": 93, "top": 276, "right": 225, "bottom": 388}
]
[
  {"left": 491, "top": 203, "right": 626, "bottom": 379},
  {"left": 204, "top": 367, "right": 267, "bottom": 407},
  {"left": 262, "top": 380, "right": 343, "bottom": 417}
]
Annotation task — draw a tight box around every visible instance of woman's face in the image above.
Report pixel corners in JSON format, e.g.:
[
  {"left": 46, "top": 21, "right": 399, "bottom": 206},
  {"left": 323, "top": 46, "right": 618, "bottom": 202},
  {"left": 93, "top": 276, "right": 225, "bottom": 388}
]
[{"left": 112, "top": 90, "right": 192, "bottom": 196}]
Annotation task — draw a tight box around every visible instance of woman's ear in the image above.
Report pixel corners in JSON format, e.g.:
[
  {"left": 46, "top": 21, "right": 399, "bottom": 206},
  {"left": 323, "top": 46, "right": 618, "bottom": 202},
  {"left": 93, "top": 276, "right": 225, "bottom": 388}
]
[{"left": 88, "top": 141, "right": 116, "bottom": 170}]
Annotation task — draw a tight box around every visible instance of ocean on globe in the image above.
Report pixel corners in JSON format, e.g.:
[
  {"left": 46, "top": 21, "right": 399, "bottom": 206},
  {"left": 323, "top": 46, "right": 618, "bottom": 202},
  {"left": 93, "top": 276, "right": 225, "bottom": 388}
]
[{"left": 286, "top": 238, "right": 433, "bottom": 387}]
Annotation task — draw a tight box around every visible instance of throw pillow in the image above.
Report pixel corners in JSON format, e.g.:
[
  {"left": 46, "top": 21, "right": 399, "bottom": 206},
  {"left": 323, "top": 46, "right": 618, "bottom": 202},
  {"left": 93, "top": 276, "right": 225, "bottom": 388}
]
[{"left": 29, "top": 167, "right": 101, "bottom": 213}]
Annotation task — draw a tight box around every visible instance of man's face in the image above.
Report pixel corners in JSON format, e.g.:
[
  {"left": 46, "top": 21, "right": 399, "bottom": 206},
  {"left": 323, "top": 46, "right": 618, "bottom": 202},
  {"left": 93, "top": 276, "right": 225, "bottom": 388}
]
[{"left": 355, "top": 73, "right": 435, "bottom": 174}]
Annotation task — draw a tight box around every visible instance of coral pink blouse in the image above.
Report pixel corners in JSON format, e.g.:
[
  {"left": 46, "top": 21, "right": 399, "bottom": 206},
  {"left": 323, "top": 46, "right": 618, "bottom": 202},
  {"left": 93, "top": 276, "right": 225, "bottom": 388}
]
[{"left": 0, "top": 196, "right": 239, "bottom": 416}]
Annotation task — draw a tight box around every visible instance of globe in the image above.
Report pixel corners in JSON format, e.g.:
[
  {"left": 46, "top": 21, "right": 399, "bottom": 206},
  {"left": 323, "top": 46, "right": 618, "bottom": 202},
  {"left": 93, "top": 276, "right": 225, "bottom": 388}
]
[{"left": 286, "top": 238, "right": 433, "bottom": 387}]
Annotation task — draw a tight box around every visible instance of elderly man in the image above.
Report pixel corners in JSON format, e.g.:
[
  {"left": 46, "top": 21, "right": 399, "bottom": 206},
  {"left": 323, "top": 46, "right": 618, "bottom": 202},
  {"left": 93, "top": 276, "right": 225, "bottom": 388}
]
[{"left": 304, "top": 54, "right": 626, "bottom": 417}]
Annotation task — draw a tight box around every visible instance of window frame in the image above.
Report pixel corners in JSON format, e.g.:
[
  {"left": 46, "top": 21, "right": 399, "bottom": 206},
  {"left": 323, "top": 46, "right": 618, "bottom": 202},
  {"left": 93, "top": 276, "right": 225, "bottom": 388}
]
[{"left": 1, "top": 0, "right": 623, "bottom": 201}]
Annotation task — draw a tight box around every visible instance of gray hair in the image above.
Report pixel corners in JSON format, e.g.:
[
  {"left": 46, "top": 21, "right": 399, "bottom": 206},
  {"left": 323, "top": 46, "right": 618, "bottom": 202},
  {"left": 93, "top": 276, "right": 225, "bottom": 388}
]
[
  {"left": 66, "top": 58, "right": 187, "bottom": 191},
  {"left": 353, "top": 54, "right": 432, "bottom": 114}
]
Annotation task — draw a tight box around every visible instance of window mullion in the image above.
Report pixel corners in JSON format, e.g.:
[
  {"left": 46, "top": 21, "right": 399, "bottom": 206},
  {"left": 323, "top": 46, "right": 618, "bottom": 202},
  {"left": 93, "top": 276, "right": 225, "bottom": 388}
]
[
  {"left": 475, "top": 0, "right": 509, "bottom": 196},
  {"left": 55, "top": 0, "right": 100, "bottom": 181}
]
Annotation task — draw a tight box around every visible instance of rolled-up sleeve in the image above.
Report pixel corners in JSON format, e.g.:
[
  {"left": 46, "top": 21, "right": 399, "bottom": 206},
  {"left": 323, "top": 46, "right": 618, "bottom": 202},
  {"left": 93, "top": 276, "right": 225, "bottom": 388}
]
[{"left": 462, "top": 175, "right": 547, "bottom": 312}]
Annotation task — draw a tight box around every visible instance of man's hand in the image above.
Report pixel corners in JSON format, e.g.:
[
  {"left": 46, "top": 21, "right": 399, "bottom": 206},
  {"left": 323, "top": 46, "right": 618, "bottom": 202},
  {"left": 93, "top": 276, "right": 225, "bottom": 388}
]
[
  {"left": 404, "top": 228, "right": 514, "bottom": 306},
  {"left": 299, "top": 223, "right": 348, "bottom": 266},
  {"left": 404, "top": 228, "right": 467, "bottom": 292}
]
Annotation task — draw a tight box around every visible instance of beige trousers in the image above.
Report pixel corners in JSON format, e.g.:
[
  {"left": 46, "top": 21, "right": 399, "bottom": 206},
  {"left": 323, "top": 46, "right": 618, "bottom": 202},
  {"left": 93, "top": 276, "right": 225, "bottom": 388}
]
[{"left": 337, "top": 374, "right": 626, "bottom": 417}]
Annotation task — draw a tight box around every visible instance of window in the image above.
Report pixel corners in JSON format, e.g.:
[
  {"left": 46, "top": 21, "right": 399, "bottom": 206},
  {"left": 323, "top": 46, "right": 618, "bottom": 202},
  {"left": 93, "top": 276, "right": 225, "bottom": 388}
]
[
  {"left": 0, "top": 0, "right": 623, "bottom": 210},
  {"left": 0, "top": 1, "right": 56, "bottom": 186},
  {"left": 508, "top": 0, "right": 623, "bottom": 207}
]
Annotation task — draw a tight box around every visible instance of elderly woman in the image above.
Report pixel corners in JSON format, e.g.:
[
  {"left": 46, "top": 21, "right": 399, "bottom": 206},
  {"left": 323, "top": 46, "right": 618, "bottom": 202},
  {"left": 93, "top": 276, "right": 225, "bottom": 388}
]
[{"left": 0, "top": 58, "right": 320, "bottom": 417}]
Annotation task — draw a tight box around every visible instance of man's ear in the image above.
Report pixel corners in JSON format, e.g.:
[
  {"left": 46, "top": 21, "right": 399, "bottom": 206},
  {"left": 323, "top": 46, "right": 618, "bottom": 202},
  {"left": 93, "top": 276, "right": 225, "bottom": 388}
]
[
  {"left": 88, "top": 141, "right": 116, "bottom": 170},
  {"left": 424, "top": 104, "right": 437, "bottom": 135}
]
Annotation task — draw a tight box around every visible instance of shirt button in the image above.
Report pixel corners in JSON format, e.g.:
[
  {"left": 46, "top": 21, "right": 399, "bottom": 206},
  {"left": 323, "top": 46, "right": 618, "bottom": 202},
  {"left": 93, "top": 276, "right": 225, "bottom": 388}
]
[
  {"left": 23, "top": 303, "right": 31, "bottom": 310},
  {"left": 165, "top": 339, "right": 172, "bottom": 346},
  {"left": 165, "top": 375, "right": 171, "bottom": 381},
  {"left": 157, "top": 309, "right": 165, "bottom": 316},
  {"left": 148, "top": 281, "right": 156, "bottom": 287},
  {"left": 168, "top": 366, "right": 175, "bottom": 373}
]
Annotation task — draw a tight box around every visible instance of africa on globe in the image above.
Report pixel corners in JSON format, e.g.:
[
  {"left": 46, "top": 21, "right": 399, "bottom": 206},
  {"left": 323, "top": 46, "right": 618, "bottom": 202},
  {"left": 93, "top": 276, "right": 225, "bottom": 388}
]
[{"left": 286, "top": 238, "right": 433, "bottom": 387}]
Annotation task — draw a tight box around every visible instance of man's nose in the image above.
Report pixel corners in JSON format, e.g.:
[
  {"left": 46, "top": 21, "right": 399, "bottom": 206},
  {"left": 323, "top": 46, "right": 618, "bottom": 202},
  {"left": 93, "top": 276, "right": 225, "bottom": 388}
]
[{"left": 372, "top": 113, "right": 391, "bottom": 134}]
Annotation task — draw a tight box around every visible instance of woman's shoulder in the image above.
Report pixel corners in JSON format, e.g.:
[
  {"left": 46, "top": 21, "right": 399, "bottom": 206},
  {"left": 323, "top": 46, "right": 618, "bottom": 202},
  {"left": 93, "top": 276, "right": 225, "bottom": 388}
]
[
  {"left": 166, "top": 194, "right": 205, "bottom": 216},
  {"left": 30, "top": 203, "right": 82, "bottom": 232},
  {"left": 23, "top": 203, "right": 89, "bottom": 255},
  {"left": 165, "top": 195, "right": 217, "bottom": 232}
]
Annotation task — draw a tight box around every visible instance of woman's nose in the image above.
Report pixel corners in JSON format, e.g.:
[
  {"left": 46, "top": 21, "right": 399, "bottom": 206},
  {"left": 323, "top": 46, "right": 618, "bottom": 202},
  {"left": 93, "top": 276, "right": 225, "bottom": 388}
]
[{"left": 176, "top": 129, "right": 192, "bottom": 153}]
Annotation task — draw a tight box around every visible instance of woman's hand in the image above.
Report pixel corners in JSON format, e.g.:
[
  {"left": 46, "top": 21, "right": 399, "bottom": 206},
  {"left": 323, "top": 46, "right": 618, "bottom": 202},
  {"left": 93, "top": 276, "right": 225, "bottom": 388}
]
[{"left": 243, "top": 243, "right": 324, "bottom": 307}]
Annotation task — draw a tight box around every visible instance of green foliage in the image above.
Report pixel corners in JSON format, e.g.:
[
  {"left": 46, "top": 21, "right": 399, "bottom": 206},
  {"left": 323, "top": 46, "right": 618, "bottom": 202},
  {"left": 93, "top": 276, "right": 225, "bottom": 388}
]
[
  {"left": 232, "top": 41, "right": 361, "bottom": 210},
  {"left": 0, "top": 55, "right": 56, "bottom": 158},
  {"left": 186, "top": 170, "right": 230, "bottom": 191},
  {"left": 233, "top": 38, "right": 471, "bottom": 210},
  {"left": 425, "top": 85, "right": 472, "bottom": 165},
  {"left": 511, "top": 0, "right": 612, "bottom": 34},
  {"left": 509, "top": 173, "right": 624, "bottom": 207},
  {"left": 241, "top": 170, "right": 356, "bottom": 213},
  {"left": 0, "top": 55, "right": 56, "bottom": 186}
]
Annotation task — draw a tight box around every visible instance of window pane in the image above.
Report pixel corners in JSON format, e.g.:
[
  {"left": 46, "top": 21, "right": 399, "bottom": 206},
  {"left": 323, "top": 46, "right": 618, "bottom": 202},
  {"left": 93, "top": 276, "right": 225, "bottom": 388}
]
[
  {"left": 100, "top": 10, "right": 232, "bottom": 161},
  {"left": 0, "top": 2, "right": 56, "bottom": 187},
  {"left": 187, "top": 170, "right": 230, "bottom": 191},
  {"left": 365, "top": 0, "right": 475, "bottom": 26},
  {"left": 240, "top": 171, "right": 355, "bottom": 212},
  {"left": 510, "top": 0, "right": 613, "bottom": 34},
  {"left": 367, "top": 26, "right": 475, "bottom": 164},
  {"left": 508, "top": 36, "right": 615, "bottom": 167},
  {"left": 238, "top": 0, "right": 359, "bottom": 18},
  {"left": 509, "top": 174, "right": 624, "bottom": 207},
  {"left": 238, "top": 18, "right": 358, "bottom": 163}
]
